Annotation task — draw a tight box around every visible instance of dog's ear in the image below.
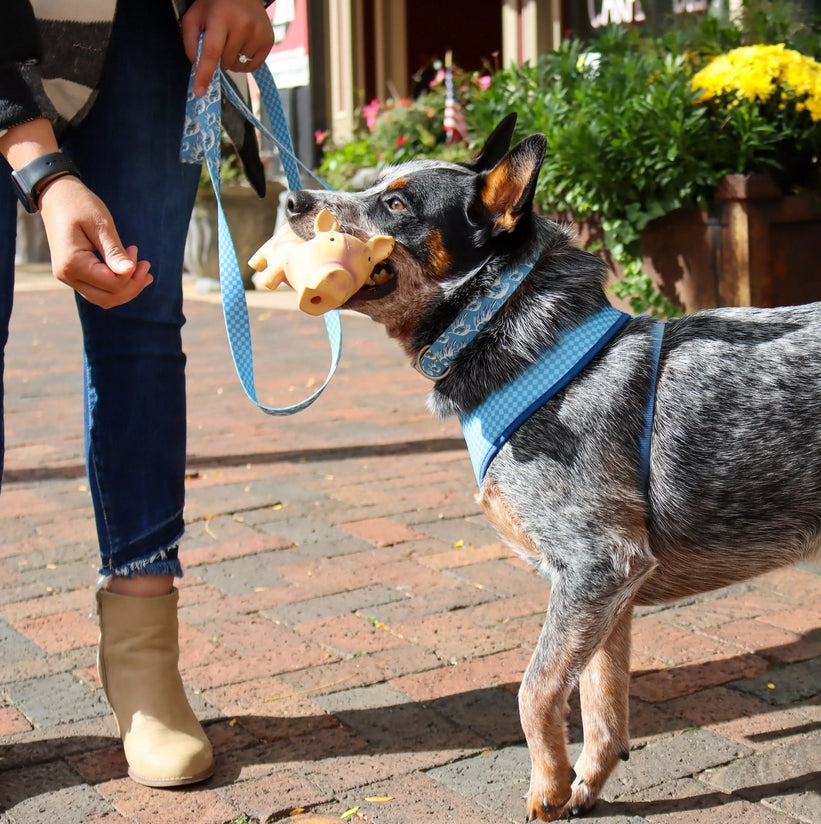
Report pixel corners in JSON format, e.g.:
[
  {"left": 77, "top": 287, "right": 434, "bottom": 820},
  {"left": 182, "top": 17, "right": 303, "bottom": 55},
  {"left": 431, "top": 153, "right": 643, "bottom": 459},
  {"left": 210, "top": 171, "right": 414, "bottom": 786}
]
[
  {"left": 463, "top": 112, "right": 518, "bottom": 172},
  {"left": 478, "top": 134, "right": 546, "bottom": 237}
]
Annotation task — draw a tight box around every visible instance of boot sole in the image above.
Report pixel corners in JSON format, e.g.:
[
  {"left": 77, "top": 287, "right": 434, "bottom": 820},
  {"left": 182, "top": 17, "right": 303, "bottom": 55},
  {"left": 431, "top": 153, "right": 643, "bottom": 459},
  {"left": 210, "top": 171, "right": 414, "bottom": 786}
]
[{"left": 128, "top": 762, "right": 215, "bottom": 788}]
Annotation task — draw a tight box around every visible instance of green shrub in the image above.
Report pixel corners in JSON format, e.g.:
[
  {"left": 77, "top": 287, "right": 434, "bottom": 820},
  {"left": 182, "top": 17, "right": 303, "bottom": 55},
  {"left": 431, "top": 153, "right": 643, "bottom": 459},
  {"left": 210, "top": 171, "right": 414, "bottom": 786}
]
[{"left": 316, "top": 3, "right": 821, "bottom": 317}]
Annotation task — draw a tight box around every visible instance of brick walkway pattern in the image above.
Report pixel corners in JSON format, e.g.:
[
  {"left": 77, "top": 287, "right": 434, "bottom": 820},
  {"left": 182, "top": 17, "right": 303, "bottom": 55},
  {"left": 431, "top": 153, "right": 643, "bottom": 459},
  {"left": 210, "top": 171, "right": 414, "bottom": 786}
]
[{"left": 1, "top": 266, "right": 819, "bottom": 824}]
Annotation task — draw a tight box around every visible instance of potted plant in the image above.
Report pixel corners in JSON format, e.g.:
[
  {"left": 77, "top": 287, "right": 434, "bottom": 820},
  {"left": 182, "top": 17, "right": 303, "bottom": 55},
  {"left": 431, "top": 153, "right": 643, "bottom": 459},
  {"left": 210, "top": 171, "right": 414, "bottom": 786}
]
[{"left": 318, "top": 4, "right": 821, "bottom": 317}]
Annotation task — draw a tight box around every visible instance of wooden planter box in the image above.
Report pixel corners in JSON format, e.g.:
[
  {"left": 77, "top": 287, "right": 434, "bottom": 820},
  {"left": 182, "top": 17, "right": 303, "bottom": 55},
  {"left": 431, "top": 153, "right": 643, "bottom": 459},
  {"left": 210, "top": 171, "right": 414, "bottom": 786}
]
[{"left": 637, "top": 174, "right": 821, "bottom": 313}]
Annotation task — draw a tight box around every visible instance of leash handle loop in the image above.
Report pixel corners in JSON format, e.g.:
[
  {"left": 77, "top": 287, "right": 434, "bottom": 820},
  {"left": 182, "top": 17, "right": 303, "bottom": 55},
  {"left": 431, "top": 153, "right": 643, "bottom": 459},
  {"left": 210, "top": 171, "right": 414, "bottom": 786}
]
[{"left": 181, "top": 43, "right": 340, "bottom": 416}]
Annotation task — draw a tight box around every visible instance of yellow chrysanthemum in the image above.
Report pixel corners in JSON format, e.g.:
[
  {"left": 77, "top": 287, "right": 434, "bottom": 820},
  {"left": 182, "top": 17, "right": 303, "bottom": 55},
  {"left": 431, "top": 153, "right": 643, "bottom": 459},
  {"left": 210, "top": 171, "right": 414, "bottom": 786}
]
[{"left": 691, "top": 44, "right": 821, "bottom": 122}]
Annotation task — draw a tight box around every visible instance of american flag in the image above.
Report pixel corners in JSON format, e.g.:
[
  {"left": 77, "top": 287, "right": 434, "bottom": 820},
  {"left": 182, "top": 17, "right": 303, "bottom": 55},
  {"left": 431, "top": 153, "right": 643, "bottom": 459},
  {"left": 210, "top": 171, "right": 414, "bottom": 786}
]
[{"left": 444, "top": 52, "right": 468, "bottom": 145}]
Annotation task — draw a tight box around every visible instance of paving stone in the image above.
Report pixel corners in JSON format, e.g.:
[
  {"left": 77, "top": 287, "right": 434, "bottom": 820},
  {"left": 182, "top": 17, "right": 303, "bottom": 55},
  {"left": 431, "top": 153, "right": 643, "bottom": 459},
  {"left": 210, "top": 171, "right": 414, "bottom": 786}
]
[
  {"left": 0, "top": 645, "right": 96, "bottom": 685},
  {"left": 0, "top": 706, "right": 31, "bottom": 735},
  {"left": 1, "top": 760, "right": 112, "bottom": 824},
  {"left": 268, "top": 584, "right": 404, "bottom": 625},
  {"left": 610, "top": 728, "right": 751, "bottom": 797},
  {"left": 661, "top": 685, "right": 818, "bottom": 752},
  {"left": 6, "top": 672, "right": 109, "bottom": 727},
  {"left": 292, "top": 612, "right": 407, "bottom": 656},
  {"left": 214, "top": 769, "right": 332, "bottom": 821},
  {"left": 620, "top": 776, "right": 792, "bottom": 822},
  {"left": 13, "top": 609, "right": 98, "bottom": 654},
  {"left": 194, "top": 552, "right": 290, "bottom": 595},
  {"left": 332, "top": 771, "right": 508, "bottom": 824},
  {"left": 339, "top": 517, "right": 428, "bottom": 547},
  {"left": 0, "top": 716, "right": 115, "bottom": 771},
  {"left": 426, "top": 744, "right": 531, "bottom": 814},
  {"left": 0, "top": 617, "right": 45, "bottom": 665},
  {"left": 630, "top": 652, "right": 771, "bottom": 703},
  {"left": 366, "top": 578, "right": 498, "bottom": 623},
  {"left": 699, "top": 731, "right": 821, "bottom": 809},
  {"left": 313, "top": 682, "right": 483, "bottom": 753},
  {"left": 95, "top": 777, "right": 238, "bottom": 824},
  {"left": 731, "top": 657, "right": 821, "bottom": 706}
]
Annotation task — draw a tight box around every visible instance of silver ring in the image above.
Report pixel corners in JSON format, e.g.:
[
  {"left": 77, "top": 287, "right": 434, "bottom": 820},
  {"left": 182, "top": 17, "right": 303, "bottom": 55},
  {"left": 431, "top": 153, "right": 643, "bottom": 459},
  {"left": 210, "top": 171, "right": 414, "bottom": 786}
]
[{"left": 238, "top": 53, "right": 252, "bottom": 65}]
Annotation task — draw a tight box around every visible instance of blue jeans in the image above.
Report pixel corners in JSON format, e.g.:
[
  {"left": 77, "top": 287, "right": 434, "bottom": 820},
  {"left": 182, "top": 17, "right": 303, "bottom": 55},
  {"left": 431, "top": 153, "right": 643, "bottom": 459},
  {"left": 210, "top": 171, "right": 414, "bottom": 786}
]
[{"left": 0, "top": 0, "right": 201, "bottom": 578}]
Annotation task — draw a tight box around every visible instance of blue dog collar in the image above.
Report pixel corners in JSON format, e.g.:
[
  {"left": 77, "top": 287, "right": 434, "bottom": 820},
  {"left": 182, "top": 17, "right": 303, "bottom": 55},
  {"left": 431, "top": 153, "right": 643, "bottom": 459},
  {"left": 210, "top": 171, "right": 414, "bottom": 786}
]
[
  {"left": 414, "top": 252, "right": 540, "bottom": 380},
  {"left": 460, "top": 306, "right": 632, "bottom": 485}
]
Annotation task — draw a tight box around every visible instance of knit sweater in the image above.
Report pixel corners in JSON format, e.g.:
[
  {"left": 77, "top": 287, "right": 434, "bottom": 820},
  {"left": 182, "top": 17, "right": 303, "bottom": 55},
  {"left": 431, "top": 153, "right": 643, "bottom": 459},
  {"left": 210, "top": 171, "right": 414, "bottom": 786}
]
[{"left": 1, "top": 0, "right": 266, "bottom": 195}]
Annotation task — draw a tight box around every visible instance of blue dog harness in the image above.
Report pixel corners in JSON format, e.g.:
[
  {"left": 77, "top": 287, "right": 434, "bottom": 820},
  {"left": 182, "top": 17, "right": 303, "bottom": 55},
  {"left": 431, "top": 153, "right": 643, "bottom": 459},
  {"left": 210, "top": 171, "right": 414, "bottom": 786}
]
[{"left": 413, "top": 257, "right": 665, "bottom": 488}]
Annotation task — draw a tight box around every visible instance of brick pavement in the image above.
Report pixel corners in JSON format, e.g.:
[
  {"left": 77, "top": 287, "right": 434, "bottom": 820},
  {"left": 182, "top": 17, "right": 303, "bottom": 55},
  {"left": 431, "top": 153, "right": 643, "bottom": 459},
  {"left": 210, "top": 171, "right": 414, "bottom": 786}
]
[{"left": 1, "top": 265, "right": 819, "bottom": 824}]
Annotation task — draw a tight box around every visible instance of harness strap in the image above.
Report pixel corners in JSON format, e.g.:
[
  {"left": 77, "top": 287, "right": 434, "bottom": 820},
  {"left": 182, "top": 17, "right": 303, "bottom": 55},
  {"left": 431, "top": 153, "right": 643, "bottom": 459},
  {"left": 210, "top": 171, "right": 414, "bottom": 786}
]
[
  {"left": 460, "top": 306, "right": 631, "bottom": 484},
  {"left": 639, "top": 320, "right": 665, "bottom": 493}
]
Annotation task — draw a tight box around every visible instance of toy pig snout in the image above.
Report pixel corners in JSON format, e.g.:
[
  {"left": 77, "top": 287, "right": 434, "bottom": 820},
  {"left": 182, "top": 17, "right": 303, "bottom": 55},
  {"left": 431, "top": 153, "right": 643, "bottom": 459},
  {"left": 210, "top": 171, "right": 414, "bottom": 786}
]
[{"left": 297, "top": 265, "right": 358, "bottom": 315}]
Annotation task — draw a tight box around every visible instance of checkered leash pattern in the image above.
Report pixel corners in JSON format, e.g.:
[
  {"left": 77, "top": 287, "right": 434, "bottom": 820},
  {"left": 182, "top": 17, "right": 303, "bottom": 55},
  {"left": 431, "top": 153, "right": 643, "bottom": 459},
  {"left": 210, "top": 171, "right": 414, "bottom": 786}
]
[{"left": 180, "top": 43, "right": 341, "bottom": 415}]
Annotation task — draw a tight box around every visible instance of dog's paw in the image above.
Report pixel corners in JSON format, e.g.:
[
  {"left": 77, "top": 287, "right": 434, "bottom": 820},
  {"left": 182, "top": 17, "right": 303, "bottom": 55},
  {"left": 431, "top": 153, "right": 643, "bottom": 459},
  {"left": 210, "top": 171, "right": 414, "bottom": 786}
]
[
  {"left": 561, "top": 777, "right": 597, "bottom": 818},
  {"left": 524, "top": 769, "right": 574, "bottom": 821}
]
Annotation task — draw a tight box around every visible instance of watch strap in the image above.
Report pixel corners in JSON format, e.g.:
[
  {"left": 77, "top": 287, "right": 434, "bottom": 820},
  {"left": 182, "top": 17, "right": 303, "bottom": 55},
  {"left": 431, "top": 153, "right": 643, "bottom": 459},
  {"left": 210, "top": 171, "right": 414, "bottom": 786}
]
[{"left": 11, "top": 152, "right": 81, "bottom": 213}]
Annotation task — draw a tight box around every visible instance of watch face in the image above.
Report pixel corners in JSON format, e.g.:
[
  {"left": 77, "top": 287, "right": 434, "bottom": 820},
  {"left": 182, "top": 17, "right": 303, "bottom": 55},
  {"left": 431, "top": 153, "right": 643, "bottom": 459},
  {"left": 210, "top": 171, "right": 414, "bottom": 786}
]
[{"left": 10, "top": 169, "right": 39, "bottom": 214}]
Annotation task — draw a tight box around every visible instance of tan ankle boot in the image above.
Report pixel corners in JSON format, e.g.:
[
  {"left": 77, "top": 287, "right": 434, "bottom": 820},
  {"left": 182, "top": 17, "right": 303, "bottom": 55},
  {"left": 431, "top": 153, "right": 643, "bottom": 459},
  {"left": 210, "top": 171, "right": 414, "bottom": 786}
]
[{"left": 97, "top": 588, "right": 214, "bottom": 787}]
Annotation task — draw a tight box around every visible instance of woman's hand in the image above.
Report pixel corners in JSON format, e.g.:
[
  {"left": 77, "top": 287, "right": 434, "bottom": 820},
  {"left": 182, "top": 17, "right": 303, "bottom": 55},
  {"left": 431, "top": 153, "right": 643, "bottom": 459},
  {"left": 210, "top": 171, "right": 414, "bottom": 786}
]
[
  {"left": 39, "top": 175, "right": 153, "bottom": 308},
  {"left": 181, "top": 0, "right": 275, "bottom": 96}
]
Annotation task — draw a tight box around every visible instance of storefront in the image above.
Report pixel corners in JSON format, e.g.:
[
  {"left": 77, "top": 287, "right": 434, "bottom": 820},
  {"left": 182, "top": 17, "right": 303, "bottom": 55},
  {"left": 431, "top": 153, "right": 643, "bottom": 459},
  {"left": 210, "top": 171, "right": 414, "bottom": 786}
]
[{"left": 266, "top": 0, "right": 819, "bottom": 159}]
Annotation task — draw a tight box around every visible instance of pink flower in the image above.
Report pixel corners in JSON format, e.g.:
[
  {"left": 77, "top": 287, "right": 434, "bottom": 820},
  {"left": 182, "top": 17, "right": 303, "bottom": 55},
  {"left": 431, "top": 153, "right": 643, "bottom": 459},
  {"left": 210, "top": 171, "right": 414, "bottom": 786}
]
[
  {"left": 363, "top": 99, "right": 381, "bottom": 131},
  {"left": 396, "top": 135, "right": 406, "bottom": 147},
  {"left": 478, "top": 74, "right": 492, "bottom": 91},
  {"left": 314, "top": 129, "right": 330, "bottom": 145}
]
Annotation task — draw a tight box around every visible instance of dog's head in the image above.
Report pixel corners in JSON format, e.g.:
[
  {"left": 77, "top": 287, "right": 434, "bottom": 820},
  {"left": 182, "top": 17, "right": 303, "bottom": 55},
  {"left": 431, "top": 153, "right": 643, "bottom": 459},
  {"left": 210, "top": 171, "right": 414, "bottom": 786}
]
[{"left": 284, "top": 114, "right": 547, "bottom": 349}]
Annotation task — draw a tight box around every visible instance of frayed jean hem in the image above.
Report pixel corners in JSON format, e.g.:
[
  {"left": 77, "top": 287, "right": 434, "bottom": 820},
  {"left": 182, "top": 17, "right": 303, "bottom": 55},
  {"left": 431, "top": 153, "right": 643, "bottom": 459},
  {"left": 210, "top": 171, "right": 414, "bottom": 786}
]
[{"left": 96, "top": 536, "right": 184, "bottom": 589}]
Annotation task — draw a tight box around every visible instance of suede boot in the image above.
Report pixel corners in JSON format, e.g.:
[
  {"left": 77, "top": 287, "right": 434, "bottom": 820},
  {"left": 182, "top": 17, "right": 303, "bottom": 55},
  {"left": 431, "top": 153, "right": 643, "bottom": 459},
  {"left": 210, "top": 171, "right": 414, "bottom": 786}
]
[{"left": 96, "top": 588, "right": 214, "bottom": 787}]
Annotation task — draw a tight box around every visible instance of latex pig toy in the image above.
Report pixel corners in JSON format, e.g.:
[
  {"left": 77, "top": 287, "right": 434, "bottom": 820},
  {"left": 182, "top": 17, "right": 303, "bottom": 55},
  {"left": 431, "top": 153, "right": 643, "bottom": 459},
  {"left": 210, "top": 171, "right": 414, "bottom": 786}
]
[{"left": 248, "top": 208, "right": 395, "bottom": 316}]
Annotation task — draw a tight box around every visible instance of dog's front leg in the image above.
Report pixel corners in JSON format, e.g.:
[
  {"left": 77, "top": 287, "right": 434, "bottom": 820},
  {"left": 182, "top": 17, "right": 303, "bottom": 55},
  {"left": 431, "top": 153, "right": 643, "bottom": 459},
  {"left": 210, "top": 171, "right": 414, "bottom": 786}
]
[
  {"left": 568, "top": 604, "right": 633, "bottom": 816},
  {"left": 519, "top": 623, "right": 575, "bottom": 822},
  {"left": 520, "top": 559, "right": 651, "bottom": 822}
]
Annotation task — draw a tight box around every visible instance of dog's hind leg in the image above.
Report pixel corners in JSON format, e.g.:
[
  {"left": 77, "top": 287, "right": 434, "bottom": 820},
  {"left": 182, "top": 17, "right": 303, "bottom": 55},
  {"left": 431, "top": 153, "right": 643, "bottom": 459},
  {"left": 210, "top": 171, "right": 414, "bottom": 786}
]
[{"left": 566, "top": 604, "right": 633, "bottom": 817}]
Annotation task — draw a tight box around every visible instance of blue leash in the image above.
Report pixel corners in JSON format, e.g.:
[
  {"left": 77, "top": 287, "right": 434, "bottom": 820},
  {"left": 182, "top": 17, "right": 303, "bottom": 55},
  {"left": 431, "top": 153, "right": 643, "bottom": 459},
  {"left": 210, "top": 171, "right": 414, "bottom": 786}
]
[{"left": 180, "top": 53, "right": 340, "bottom": 416}]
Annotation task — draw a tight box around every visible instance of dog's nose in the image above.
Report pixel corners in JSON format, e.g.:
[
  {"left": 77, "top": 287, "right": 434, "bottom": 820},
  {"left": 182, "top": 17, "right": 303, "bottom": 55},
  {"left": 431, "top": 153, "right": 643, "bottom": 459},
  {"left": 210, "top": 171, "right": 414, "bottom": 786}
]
[{"left": 286, "top": 190, "right": 316, "bottom": 219}]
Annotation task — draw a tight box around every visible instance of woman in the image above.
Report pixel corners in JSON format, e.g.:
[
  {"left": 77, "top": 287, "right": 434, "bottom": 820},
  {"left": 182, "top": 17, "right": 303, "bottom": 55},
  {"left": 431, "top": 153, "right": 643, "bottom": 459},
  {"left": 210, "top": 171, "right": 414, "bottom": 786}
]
[{"left": 0, "top": 0, "right": 273, "bottom": 787}]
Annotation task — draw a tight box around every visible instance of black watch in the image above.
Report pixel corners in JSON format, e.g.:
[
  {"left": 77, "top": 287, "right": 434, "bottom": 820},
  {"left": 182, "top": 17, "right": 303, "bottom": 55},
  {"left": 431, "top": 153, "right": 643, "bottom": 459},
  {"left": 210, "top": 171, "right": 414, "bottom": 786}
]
[{"left": 11, "top": 151, "right": 82, "bottom": 214}]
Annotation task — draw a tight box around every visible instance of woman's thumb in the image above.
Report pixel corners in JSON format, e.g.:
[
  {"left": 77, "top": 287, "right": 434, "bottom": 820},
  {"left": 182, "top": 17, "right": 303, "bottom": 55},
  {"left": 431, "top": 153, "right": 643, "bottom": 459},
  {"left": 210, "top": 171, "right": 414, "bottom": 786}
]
[{"left": 100, "top": 234, "right": 137, "bottom": 276}]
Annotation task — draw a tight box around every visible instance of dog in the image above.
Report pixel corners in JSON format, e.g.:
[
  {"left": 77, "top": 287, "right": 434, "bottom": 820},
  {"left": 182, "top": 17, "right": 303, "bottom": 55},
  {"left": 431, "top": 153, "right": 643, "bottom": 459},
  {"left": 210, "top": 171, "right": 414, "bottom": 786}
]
[{"left": 273, "top": 113, "right": 821, "bottom": 821}]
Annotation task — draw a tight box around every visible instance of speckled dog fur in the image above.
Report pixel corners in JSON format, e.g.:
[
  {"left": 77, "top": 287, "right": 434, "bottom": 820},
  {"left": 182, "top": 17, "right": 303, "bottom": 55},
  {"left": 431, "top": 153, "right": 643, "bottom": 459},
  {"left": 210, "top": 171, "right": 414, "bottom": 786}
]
[{"left": 281, "top": 114, "right": 821, "bottom": 821}]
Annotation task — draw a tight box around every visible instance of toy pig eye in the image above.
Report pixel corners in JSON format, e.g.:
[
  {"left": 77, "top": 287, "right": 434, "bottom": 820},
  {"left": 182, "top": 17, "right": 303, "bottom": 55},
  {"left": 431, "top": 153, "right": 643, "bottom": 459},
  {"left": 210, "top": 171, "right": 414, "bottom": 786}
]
[{"left": 386, "top": 196, "right": 406, "bottom": 211}]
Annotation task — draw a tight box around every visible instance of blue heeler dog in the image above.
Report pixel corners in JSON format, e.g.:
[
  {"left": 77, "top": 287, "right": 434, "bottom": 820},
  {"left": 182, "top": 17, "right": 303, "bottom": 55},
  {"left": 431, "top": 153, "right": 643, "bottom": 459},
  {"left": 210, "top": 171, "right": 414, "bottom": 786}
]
[{"left": 258, "top": 114, "right": 820, "bottom": 821}]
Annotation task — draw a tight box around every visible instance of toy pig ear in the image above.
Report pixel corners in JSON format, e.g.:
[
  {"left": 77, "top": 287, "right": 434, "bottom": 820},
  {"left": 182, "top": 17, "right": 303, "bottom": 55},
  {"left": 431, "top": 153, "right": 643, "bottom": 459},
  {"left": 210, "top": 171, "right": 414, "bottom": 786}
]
[
  {"left": 367, "top": 235, "right": 395, "bottom": 263},
  {"left": 314, "top": 208, "right": 339, "bottom": 233},
  {"left": 478, "top": 133, "right": 546, "bottom": 237}
]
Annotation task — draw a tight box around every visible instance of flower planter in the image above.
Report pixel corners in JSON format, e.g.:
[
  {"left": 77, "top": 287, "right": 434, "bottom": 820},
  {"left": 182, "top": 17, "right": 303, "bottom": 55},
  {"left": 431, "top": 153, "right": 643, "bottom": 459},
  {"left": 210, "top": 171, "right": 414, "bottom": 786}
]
[
  {"left": 637, "top": 174, "right": 821, "bottom": 313},
  {"left": 184, "top": 180, "right": 285, "bottom": 290}
]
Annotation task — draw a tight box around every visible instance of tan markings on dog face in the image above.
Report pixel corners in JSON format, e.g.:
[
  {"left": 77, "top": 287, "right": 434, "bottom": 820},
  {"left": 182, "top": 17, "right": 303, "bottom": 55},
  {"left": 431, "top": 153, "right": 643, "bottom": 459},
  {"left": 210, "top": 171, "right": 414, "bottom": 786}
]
[
  {"left": 426, "top": 229, "right": 453, "bottom": 279},
  {"left": 388, "top": 178, "right": 409, "bottom": 190},
  {"left": 479, "top": 480, "right": 542, "bottom": 569}
]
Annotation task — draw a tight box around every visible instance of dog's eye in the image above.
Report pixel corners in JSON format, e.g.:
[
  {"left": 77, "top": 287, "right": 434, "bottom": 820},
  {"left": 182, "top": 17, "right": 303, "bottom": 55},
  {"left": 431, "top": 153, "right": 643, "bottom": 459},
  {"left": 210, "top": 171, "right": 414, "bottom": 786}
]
[{"left": 385, "top": 196, "right": 406, "bottom": 211}]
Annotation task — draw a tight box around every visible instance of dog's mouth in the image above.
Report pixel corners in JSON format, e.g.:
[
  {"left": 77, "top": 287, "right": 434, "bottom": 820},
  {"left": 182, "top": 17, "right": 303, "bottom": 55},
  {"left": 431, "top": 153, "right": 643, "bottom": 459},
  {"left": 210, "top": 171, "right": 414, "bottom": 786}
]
[{"left": 353, "top": 259, "right": 397, "bottom": 301}]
